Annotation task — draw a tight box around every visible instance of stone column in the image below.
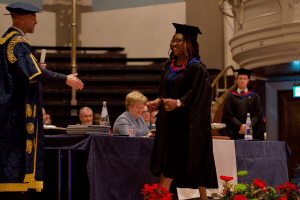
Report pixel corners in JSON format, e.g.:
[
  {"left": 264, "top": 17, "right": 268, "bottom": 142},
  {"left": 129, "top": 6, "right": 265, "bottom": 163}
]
[
  {"left": 185, "top": 0, "right": 224, "bottom": 70},
  {"left": 43, "top": 0, "right": 93, "bottom": 47}
]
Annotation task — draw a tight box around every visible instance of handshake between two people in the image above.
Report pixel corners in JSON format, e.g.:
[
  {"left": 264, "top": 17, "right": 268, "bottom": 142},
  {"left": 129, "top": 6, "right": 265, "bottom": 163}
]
[{"left": 147, "top": 98, "right": 184, "bottom": 112}]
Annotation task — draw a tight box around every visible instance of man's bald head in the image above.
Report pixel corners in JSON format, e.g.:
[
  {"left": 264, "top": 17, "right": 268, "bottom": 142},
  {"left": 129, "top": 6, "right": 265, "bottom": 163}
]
[
  {"left": 11, "top": 13, "right": 37, "bottom": 34},
  {"left": 79, "top": 107, "right": 93, "bottom": 125}
]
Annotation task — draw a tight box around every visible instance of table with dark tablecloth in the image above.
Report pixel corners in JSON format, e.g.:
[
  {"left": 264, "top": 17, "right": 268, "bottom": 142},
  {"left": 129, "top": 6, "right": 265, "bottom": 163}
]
[
  {"left": 235, "top": 140, "right": 291, "bottom": 188},
  {"left": 45, "top": 134, "right": 159, "bottom": 200},
  {"left": 87, "top": 135, "right": 158, "bottom": 200},
  {"left": 44, "top": 133, "right": 290, "bottom": 200}
]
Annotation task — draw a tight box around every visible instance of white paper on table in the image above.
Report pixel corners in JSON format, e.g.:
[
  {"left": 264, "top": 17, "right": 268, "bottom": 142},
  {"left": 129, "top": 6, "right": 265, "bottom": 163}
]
[{"left": 177, "top": 139, "right": 238, "bottom": 200}]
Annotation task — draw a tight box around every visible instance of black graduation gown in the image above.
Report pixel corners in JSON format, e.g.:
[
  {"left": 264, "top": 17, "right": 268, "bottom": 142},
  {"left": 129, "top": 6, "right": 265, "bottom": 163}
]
[
  {"left": 0, "top": 28, "right": 67, "bottom": 191},
  {"left": 220, "top": 90, "right": 264, "bottom": 140},
  {"left": 150, "top": 59, "right": 218, "bottom": 188}
]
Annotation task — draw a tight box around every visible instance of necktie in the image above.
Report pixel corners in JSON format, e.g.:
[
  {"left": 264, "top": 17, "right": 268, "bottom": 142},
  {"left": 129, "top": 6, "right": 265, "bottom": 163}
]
[{"left": 241, "top": 91, "right": 245, "bottom": 94}]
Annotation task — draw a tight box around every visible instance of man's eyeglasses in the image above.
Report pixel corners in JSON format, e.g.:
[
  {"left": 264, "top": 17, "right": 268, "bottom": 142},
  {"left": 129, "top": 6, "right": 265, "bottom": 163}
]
[{"left": 170, "top": 39, "right": 183, "bottom": 45}]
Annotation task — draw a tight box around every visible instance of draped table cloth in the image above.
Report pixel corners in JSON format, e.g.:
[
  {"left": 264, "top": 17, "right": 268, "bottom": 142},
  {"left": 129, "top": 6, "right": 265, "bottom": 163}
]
[
  {"left": 177, "top": 140, "right": 290, "bottom": 199},
  {"left": 44, "top": 133, "right": 291, "bottom": 200},
  {"left": 45, "top": 134, "right": 159, "bottom": 200}
]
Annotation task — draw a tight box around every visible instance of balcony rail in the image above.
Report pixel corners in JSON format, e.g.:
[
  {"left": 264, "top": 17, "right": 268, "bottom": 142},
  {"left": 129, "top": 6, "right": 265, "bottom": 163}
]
[{"left": 211, "top": 65, "right": 238, "bottom": 120}]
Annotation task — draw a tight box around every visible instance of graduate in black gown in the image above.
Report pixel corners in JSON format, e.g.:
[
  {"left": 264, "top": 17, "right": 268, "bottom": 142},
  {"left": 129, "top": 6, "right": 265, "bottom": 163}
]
[
  {"left": 220, "top": 68, "right": 264, "bottom": 140},
  {"left": 148, "top": 23, "right": 218, "bottom": 199},
  {"left": 0, "top": 2, "right": 83, "bottom": 197}
]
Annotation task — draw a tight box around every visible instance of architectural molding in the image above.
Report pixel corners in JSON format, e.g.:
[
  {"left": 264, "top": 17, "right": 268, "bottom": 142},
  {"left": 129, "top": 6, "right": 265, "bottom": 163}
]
[{"left": 229, "top": 0, "right": 300, "bottom": 77}]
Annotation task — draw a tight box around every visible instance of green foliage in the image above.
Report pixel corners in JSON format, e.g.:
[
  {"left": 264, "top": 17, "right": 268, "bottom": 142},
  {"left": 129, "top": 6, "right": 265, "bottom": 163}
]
[
  {"left": 235, "top": 183, "right": 247, "bottom": 193},
  {"left": 237, "top": 171, "right": 249, "bottom": 177}
]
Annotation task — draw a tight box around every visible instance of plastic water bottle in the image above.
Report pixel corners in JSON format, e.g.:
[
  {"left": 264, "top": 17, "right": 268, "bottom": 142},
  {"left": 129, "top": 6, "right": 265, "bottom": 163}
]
[
  {"left": 100, "top": 101, "right": 110, "bottom": 126},
  {"left": 245, "top": 113, "right": 253, "bottom": 140}
]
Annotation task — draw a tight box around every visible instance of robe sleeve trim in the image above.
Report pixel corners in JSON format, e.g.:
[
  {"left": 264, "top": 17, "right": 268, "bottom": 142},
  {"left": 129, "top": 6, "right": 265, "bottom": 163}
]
[
  {"left": 7, "top": 36, "right": 31, "bottom": 64},
  {"left": 29, "top": 53, "right": 41, "bottom": 81},
  {"left": 26, "top": 139, "right": 34, "bottom": 154},
  {"left": 24, "top": 121, "right": 40, "bottom": 185},
  {"left": 0, "top": 181, "right": 43, "bottom": 192},
  {"left": 0, "top": 30, "right": 20, "bottom": 45}
]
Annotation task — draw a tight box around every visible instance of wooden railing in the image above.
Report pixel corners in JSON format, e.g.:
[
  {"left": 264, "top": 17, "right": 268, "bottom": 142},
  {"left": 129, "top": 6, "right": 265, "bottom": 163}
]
[
  {"left": 211, "top": 65, "right": 238, "bottom": 120},
  {"left": 32, "top": 46, "right": 125, "bottom": 54}
]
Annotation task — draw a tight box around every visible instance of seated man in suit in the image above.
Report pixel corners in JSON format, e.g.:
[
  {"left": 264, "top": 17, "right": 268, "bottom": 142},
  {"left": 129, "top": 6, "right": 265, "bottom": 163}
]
[
  {"left": 141, "top": 105, "right": 151, "bottom": 129},
  {"left": 45, "top": 114, "right": 51, "bottom": 125},
  {"left": 149, "top": 109, "right": 158, "bottom": 133},
  {"left": 79, "top": 107, "right": 93, "bottom": 125},
  {"left": 42, "top": 108, "right": 47, "bottom": 124}
]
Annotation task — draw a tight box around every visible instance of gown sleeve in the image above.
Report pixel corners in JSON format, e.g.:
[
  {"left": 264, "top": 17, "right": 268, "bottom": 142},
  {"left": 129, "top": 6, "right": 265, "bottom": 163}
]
[
  {"left": 35, "top": 67, "right": 67, "bottom": 85},
  {"left": 250, "top": 94, "right": 262, "bottom": 128},
  {"left": 224, "top": 95, "right": 243, "bottom": 129},
  {"left": 11, "top": 38, "right": 67, "bottom": 85},
  {"left": 156, "top": 66, "right": 167, "bottom": 100},
  {"left": 251, "top": 94, "right": 264, "bottom": 140},
  {"left": 9, "top": 38, "right": 41, "bottom": 81},
  {"left": 179, "top": 63, "right": 210, "bottom": 109},
  {"left": 113, "top": 116, "right": 130, "bottom": 135}
]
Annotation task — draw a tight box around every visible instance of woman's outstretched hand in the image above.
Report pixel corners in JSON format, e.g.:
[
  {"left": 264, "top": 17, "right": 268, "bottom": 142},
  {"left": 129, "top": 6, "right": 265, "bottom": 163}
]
[{"left": 147, "top": 98, "right": 161, "bottom": 112}]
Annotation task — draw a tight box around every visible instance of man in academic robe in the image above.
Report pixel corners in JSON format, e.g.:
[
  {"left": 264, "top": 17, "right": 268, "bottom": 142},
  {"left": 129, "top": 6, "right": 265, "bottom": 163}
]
[
  {"left": 220, "top": 68, "right": 264, "bottom": 140},
  {"left": 0, "top": 2, "right": 84, "bottom": 196}
]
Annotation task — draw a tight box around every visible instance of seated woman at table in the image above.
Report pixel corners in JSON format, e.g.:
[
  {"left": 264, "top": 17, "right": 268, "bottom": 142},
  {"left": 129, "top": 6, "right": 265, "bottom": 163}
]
[{"left": 113, "top": 91, "right": 152, "bottom": 137}]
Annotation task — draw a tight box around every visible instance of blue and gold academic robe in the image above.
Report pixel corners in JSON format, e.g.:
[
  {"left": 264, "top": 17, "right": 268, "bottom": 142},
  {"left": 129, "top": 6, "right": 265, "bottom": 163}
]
[{"left": 0, "top": 27, "right": 67, "bottom": 192}]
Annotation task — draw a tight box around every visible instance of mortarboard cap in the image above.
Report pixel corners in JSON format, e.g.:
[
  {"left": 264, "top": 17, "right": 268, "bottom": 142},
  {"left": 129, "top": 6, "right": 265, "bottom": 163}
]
[
  {"left": 5, "top": 2, "right": 42, "bottom": 15},
  {"left": 234, "top": 68, "right": 252, "bottom": 78},
  {"left": 172, "top": 23, "right": 202, "bottom": 40}
]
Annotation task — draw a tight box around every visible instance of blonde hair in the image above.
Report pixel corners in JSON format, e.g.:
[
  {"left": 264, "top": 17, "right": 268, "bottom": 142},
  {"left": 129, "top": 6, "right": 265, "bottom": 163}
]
[{"left": 125, "top": 91, "right": 148, "bottom": 111}]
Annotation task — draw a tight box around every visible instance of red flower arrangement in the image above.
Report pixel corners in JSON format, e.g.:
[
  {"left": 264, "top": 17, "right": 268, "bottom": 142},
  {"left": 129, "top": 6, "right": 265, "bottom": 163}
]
[
  {"left": 220, "top": 171, "right": 300, "bottom": 200},
  {"left": 220, "top": 175, "right": 277, "bottom": 199},
  {"left": 276, "top": 182, "right": 299, "bottom": 200},
  {"left": 233, "top": 194, "right": 247, "bottom": 200},
  {"left": 141, "top": 183, "right": 173, "bottom": 200},
  {"left": 254, "top": 178, "right": 267, "bottom": 189},
  {"left": 220, "top": 176, "right": 234, "bottom": 182}
]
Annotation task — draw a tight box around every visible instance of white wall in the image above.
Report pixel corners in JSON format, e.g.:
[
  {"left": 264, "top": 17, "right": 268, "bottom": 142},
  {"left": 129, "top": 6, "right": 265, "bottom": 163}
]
[
  {"left": 0, "top": 4, "right": 11, "bottom": 33},
  {"left": 0, "top": 3, "right": 56, "bottom": 46},
  {"left": 93, "top": 0, "right": 184, "bottom": 11},
  {"left": 1, "top": 2, "right": 186, "bottom": 58},
  {"left": 0, "top": 0, "right": 43, "bottom": 8},
  {"left": 81, "top": 2, "right": 186, "bottom": 58}
]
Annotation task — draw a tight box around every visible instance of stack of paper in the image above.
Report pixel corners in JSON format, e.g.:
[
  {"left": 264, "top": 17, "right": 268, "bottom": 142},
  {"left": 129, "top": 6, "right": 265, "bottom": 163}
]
[{"left": 67, "top": 125, "right": 111, "bottom": 135}]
